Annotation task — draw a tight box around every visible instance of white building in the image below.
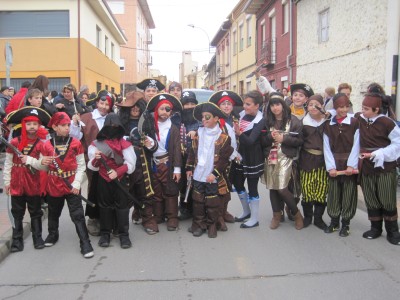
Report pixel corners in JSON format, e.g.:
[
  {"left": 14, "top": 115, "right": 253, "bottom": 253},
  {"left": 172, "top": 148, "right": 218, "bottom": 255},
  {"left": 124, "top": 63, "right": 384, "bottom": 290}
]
[{"left": 296, "top": 0, "right": 400, "bottom": 114}]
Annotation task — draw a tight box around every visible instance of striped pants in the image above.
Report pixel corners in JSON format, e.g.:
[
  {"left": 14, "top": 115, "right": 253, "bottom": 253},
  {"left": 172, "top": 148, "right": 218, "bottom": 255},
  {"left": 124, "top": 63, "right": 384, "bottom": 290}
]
[
  {"left": 361, "top": 171, "right": 397, "bottom": 218},
  {"left": 300, "top": 168, "right": 328, "bottom": 204},
  {"left": 326, "top": 176, "right": 358, "bottom": 221}
]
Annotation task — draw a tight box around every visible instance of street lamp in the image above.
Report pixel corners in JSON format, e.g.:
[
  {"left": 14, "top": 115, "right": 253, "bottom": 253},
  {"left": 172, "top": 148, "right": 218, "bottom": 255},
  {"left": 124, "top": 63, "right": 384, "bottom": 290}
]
[{"left": 187, "top": 24, "right": 211, "bottom": 53}]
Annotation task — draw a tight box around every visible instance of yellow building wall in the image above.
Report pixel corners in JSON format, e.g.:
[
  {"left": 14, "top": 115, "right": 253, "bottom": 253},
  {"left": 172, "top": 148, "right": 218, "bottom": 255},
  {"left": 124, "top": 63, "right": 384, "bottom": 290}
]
[{"left": 0, "top": 38, "right": 121, "bottom": 92}]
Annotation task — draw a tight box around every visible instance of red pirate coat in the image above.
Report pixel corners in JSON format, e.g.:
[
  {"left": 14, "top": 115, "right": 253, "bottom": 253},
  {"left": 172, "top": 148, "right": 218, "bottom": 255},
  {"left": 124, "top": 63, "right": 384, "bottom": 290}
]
[
  {"left": 41, "top": 137, "right": 85, "bottom": 197},
  {"left": 7, "top": 137, "right": 43, "bottom": 196}
]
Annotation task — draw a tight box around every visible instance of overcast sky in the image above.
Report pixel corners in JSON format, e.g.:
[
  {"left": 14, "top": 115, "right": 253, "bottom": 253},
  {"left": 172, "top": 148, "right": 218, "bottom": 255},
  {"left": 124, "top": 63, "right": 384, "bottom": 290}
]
[{"left": 147, "top": 0, "right": 239, "bottom": 81}]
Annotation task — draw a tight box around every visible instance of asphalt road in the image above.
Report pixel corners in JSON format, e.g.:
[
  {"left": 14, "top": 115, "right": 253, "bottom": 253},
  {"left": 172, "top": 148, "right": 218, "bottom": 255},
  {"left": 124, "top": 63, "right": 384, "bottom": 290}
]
[{"left": 0, "top": 183, "right": 399, "bottom": 300}]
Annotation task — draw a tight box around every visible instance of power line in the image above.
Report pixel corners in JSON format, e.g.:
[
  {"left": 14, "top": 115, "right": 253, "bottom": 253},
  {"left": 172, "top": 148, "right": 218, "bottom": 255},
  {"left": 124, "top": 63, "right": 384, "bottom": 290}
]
[{"left": 120, "top": 45, "right": 210, "bottom": 53}]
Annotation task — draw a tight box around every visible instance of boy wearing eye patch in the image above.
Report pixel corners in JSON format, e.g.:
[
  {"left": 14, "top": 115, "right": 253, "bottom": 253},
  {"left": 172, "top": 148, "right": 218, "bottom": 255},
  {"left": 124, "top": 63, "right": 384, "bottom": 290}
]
[
  {"left": 147, "top": 93, "right": 183, "bottom": 231},
  {"left": 186, "top": 103, "right": 233, "bottom": 238}
]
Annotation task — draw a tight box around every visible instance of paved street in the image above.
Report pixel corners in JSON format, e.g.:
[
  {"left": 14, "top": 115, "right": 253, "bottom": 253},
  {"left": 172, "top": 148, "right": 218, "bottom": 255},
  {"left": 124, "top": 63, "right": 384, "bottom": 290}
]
[{"left": 0, "top": 172, "right": 399, "bottom": 299}]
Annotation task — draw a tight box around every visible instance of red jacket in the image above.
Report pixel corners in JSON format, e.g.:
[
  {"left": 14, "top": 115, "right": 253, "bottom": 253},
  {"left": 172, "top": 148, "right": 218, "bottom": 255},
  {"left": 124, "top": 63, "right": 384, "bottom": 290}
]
[{"left": 5, "top": 87, "right": 28, "bottom": 114}]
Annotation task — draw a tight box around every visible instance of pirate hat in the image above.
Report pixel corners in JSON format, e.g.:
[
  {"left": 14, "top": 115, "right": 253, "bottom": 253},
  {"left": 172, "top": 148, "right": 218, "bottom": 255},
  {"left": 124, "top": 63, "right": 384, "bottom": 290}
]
[
  {"left": 181, "top": 90, "right": 198, "bottom": 106},
  {"left": 193, "top": 102, "right": 226, "bottom": 122},
  {"left": 85, "top": 89, "right": 114, "bottom": 107},
  {"left": 147, "top": 93, "right": 182, "bottom": 112},
  {"left": 289, "top": 83, "right": 314, "bottom": 98},
  {"left": 208, "top": 90, "right": 243, "bottom": 106},
  {"left": 6, "top": 106, "right": 51, "bottom": 126},
  {"left": 136, "top": 78, "right": 165, "bottom": 91},
  {"left": 96, "top": 113, "right": 126, "bottom": 140},
  {"left": 115, "top": 91, "right": 145, "bottom": 108}
]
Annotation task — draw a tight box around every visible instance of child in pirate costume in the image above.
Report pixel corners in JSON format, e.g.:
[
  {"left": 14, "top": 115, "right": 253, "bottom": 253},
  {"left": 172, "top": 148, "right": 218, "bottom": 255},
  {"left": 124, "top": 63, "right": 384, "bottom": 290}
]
[
  {"left": 300, "top": 95, "right": 329, "bottom": 230},
  {"left": 178, "top": 91, "right": 200, "bottom": 220},
  {"left": 323, "top": 93, "right": 360, "bottom": 237},
  {"left": 88, "top": 113, "right": 136, "bottom": 248},
  {"left": 39, "top": 112, "right": 94, "bottom": 258},
  {"left": 261, "top": 93, "right": 304, "bottom": 230},
  {"left": 356, "top": 93, "right": 400, "bottom": 245},
  {"left": 289, "top": 83, "right": 313, "bottom": 120},
  {"left": 147, "top": 93, "right": 182, "bottom": 231},
  {"left": 116, "top": 91, "right": 159, "bottom": 235},
  {"left": 3, "top": 106, "right": 50, "bottom": 252},
  {"left": 186, "top": 102, "right": 233, "bottom": 238},
  {"left": 232, "top": 90, "right": 265, "bottom": 229},
  {"left": 208, "top": 90, "right": 242, "bottom": 230},
  {"left": 136, "top": 79, "right": 165, "bottom": 102}
]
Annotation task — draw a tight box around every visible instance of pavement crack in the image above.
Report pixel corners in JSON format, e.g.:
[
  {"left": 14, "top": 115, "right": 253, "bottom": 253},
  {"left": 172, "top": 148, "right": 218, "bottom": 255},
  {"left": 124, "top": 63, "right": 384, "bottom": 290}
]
[
  {"left": 0, "top": 266, "right": 384, "bottom": 288},
  {"left": 1, "top": 285, "right": 34, "bottom": 300}
]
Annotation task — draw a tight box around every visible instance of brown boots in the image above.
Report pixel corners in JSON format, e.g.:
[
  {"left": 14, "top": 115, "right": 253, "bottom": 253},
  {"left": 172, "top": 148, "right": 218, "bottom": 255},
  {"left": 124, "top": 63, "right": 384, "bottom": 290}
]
[
  {"left": 294, "top": 211, "right": 304, "bottom": 230},
  {"left": 270, "top": 210, "right": 304, "bottom": 230},
  {"left": 270, "top": 212, "right": 282, "bottom": 229}
]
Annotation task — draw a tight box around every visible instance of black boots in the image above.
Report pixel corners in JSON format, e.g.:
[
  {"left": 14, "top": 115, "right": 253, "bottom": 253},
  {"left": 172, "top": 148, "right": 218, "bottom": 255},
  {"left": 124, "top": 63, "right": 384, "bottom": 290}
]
[
  {"left": 74, "top": 217, "right": 94, "bottom": 258},
  {"left": 339, "top": 219, "right": 350, "bottom": 237},
  {"left": 385, "top": 220, "right": 400, "bottom": 246},
  {"left": 98, "top": 208, "right": 113, "bottom": 247},
  {"left": 363, "top": 220, "right": 383, "bottom": 240},
  {"left": 31, "top": 218, "right": 45, "bottom": 249},
  {"left": 44, "top": 218, "right": 59, "bottom": 247},
  {"left": 10, "top": 219, "right": 24, "bottom": 253},
  {"left": 117, "top": 209, "right": 132, "bottom": 249},
  {"left": 302, "top": 203, "right": 313, "bottom": 228},
  {"left": 324, "top": 217, "right": 340, "bottom": 233},
  {"left": 313, "top": 204, "right": 328, "bottom": 230}
]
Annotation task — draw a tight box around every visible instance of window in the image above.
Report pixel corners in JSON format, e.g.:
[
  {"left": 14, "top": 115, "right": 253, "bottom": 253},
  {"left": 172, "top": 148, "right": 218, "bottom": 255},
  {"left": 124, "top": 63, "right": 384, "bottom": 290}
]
[
  {"left": 239, "top": 24, "right": 244, "bottom": 51},
  {"left": 246, "top": 16, "right": 252, "bottom": 47},
  {"left": 246, "top": 81, "right": 251, "bottom": 93},
  {"left": 319, "top": 9, "right": 329, "bottom": 42},
  {"left": 96, "top": 26, "right": 101, "bottom": 49},
  {"left": 96, "top": 82, "right": 102, "bottom": 92},
  {"left": 111, "top": 42, "right": 115, "bottom": 60},
  {"left": 260, "top": 21, "right": 266, "bottom": 48},
  {"left": 233, "top": 30, "right": 237, "bottom": 55},
  {"left": 0, "top": 11, "right": 69, "bottom": 37},
  {"left": 105, "top": 84, "right": 109, "bottom": 91},
  {"left": 270, "top": 13, "right": 276, "bottom": 64},
  {"left": 282, "top": 0, "right": 289, "bottom": 34},
  {"left": 105, "top": 36, "right": 108, "bottom": 55}
]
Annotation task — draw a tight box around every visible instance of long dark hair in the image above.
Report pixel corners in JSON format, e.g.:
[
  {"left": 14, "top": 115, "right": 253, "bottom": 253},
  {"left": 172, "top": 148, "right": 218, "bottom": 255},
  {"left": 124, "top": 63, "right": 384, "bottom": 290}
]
[
  {"left": 118, "top": 99, "right": 147, "bottom": 131},
  {"left": 265, "top": 92, "right": 291, "bottom": 130}
]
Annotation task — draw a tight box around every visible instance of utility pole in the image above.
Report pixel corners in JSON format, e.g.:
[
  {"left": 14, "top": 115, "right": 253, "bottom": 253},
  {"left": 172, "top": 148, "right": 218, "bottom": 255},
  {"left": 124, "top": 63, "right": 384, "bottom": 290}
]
[{"left": 4, "top": 42, "right": 13, "bottom": 86}]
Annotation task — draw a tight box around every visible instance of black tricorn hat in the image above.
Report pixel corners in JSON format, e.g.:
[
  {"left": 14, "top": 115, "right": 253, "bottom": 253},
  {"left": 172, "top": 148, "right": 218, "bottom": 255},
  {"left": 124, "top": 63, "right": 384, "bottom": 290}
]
[
  {"left": 181, "top": 90, "right": 198, "bottom": 106},
  {"left": 6, "top": 106, "right": 51, "bottom": 126},
  {"left": 208, "top": 90, "right": 243, "bottom": 106},
  {"left": 147, "top": 93, "right": 182, "bottom": 112},
  {"left": 85, "top": 89, "right": 115, "bottom": 107},
  {"left": 290, "top": 83, "right": 314, "bottom": 98},
  {"left": 96, "top": 113, "right": 126, "bottom": 140},
  {"left": 136, "top": 78, "right": 165, "bottom": 91},
  {"left": 193, "top": 102, "right": 226, "bottom": 122}
]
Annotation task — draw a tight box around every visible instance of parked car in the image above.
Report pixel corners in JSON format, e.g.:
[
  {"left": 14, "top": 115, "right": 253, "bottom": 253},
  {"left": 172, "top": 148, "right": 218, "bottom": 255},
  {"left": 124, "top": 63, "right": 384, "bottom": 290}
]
[{"left": 183, "top": 88, "right": 214, "bottom": 103}]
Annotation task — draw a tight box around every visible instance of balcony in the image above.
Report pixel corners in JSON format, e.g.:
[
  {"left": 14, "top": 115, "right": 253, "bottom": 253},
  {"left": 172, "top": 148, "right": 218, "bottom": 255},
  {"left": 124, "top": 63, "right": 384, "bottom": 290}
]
[
  {"left": 146, "top": 34, "right": 153, "bottom": 45},
  {"left": 260, "top": 38, "right": 276, "bottom": 65},
  {"left": 217, "top": 65, "right": 225, "bottom": 79}
]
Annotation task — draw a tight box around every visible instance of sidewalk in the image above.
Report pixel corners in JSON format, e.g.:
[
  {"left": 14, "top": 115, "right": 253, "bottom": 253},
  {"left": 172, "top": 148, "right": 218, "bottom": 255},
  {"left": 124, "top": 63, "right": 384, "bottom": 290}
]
[{"left": 0, "top": 150, "right": 399, "bottom": 264}]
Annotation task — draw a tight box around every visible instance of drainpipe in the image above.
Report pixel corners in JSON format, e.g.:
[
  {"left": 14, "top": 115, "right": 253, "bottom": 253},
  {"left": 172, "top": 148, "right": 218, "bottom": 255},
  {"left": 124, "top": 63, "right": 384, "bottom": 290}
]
[
  {"left": 286, "top": 0, "right": 293, "bottom": 84},
  {"left": 77, "top": 0, "right": 82, "bottom": 88}
]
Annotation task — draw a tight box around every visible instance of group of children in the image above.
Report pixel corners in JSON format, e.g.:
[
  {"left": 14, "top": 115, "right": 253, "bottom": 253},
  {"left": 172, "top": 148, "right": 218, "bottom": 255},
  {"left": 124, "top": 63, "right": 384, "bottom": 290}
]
[{"left": 2, "top": 79, "right": 399, "bottom": 261}]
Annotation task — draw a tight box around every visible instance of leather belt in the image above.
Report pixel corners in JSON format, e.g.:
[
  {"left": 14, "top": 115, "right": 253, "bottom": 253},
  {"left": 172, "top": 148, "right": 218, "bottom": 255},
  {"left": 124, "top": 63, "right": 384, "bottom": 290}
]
[
  {"left": 304, "top": 148, "right": 323, "bottom": 155},
  {"left": 48, "top": 170, "right": 77, "bottom": 178}
]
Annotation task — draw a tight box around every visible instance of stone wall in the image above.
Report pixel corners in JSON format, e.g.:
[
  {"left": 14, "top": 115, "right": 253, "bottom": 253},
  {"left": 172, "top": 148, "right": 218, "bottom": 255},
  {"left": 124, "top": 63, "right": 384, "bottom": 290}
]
[{"left": 296, "top": 0, "right": 388, "bottom": 111}]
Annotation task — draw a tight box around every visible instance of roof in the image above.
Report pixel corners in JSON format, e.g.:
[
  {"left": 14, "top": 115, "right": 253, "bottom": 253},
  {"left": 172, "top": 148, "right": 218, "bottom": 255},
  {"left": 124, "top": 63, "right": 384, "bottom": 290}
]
[
  {"left": 88, "top": 0, "right": 128, "bottom": 44},
  {"left": 138, "top": 0, "right": 155, "bottom": 29}
]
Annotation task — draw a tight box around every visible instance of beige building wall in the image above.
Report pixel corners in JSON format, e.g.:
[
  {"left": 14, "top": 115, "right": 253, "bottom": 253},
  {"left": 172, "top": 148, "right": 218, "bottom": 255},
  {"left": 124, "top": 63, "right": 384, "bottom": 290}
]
[
  {"left": 108, "top": 0, "right": 154, "bottom": 84},
  {"left": 296, "top": 0, "right": 388, "bottom": 112},
  {"left": 229, "top": 1, "right": 257, "bottom": 96},
  {"left": 0, "top": 0, "right": 125, "bottom": 93}
]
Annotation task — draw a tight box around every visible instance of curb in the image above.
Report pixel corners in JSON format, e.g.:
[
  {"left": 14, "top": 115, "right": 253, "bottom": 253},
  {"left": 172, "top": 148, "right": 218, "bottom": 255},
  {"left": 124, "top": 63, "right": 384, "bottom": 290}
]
[{"left": 0, "top": 210, "right": 48, "bottom": 264}]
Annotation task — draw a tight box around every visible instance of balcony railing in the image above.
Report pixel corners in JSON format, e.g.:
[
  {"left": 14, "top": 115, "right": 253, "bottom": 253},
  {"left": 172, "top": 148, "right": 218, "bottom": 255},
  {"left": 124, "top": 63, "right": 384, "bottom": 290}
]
[
  {"left": 260, "top": 38, "right": 276, "bottom": 65},
  {"left": 217, "top": 65, "right": 225, "bottom": 79}
]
